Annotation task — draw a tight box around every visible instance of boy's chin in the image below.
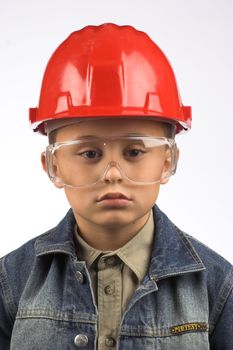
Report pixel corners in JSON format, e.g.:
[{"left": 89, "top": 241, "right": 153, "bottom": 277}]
[{"left": 94, "top": 210, "right": 149, "bottom": 229}]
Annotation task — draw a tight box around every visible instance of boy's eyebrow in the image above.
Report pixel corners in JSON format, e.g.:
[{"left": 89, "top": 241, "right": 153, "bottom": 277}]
[{"left": 71, "top": 135, "right": 99, "bottom": 140}]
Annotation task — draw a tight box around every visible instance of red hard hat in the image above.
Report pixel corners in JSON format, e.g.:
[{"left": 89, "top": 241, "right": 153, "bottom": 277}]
[{"left": 29, "top": 23, "right": 191, "bottom": 134}]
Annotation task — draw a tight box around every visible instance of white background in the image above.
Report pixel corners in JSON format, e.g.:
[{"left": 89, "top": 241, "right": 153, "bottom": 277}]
[{"left": 0, "top": 0, "right": 232, "bottom": 262}]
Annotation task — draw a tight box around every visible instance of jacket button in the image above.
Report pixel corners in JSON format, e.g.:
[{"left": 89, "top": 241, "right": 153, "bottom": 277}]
[
  {"left": 105, "top": 336, "right": 116, "bottom": 347},
  {"left": 76, "top": 271, "right": 84, "bottom": 284},
  {"left": 74, "top": 334, "right": 88, "bottom": 347}
]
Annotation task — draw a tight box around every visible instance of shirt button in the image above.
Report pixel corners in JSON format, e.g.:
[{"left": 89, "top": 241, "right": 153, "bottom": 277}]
[
  {"left": 105, "top": 256, "right": 116, "bottom": 266},
  {"left": 105, "top": 336, "right": 116, "bottom": 347},
  {"left": 74, "top": 334, "right": 88, "bottom": 347},
  {"left": 98, "top": 258, "right": 106, "bottom": 270},
  {"left": 76, "top": 271, "right": 84, "bottom": 284},
  {"left": 104, "top": 284, "right": 114, "bottom": 295}
]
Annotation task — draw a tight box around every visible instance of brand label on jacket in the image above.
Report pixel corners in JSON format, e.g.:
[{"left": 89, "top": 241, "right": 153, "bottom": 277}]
[{"left": 171, "top": 322, "right": 208, "bottom": 335}]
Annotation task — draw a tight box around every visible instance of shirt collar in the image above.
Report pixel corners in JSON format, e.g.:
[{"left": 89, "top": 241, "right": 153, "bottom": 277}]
[
  {"left": 74, "top": 211, "right": 154, "bottom": 282},
  {"left": 114, "top": 211, "right": 154, "bottom": 281},
  {"left": 74, "top": 227, "right": 102, "bottom": 268}
]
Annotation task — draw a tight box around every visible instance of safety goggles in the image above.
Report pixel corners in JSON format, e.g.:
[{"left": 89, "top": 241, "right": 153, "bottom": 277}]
[{"left": 46, "top": 136, "right": 177, "bottom": 188}]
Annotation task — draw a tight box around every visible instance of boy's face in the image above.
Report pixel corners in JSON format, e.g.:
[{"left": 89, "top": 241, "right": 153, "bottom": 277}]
[{"left": 42, "top": 119, "right": 177, "bottom": 238}]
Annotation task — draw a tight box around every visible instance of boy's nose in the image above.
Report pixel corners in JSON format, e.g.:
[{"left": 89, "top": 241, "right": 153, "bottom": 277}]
[{"left": 103, "top": 162, "right": 123, "bottom": 183}]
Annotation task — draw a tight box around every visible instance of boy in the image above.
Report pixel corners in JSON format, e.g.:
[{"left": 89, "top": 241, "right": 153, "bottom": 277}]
[{"left": 0, "top": 23, "right": 232, "bottom": 349}]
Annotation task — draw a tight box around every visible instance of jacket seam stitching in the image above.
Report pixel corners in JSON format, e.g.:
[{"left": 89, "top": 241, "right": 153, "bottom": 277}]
[
  {"left": 0, "top": 257, "right": 18, "bottom": 323},
  {"left": 209, "top": 268, "right": 233, "bottom": 335}
]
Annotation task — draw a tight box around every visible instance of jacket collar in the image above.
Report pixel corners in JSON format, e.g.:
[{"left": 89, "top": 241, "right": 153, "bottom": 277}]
[
  {"left": 149, "top": 206, "right": 205, "bottom": 281},
  {"left": 35, "top": 206, "right": 205, "bottom": 280},
  {"left": 35, "top": 209, "right": 77, "bottom": 258}
]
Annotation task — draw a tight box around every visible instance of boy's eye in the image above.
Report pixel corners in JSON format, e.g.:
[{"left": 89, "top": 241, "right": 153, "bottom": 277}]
[
  {"left": 78, "top": 150, "right": 102, "bottom": 159},
  {"left": 124, "top": 148, "right": 145, "bottom": 157}
]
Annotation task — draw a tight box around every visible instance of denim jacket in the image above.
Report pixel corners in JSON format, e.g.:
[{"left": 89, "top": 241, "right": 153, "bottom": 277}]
[{"left": 0, "top": 205, "right": 232, "bottom": 349}]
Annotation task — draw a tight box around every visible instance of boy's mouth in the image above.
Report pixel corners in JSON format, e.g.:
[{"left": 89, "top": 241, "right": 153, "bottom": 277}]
[{"left": 97, "top": 192, "right": 131, "bottom": 202}]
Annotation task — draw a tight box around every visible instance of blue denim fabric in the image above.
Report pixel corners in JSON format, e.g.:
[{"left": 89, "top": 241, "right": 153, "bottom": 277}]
[{"left": 0, "top": 205, "right": 232, "bottom": 349}]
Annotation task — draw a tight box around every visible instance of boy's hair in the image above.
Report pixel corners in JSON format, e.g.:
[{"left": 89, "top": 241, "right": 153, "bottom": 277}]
[
  {"left": 162, "top": 122, "right": 176, "bottom": 139},
  {"left": 48, "top": 120, "right": 176, "bottom": 145}
]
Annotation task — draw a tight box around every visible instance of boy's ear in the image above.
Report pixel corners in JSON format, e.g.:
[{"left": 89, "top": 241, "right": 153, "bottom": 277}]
[
  {"left": 160, "top": 146, "right": 180, "bottom": 185},
  {"left": 41, "top": 151, "right": 47, "bottom": 173},
  {"left": 40, "top": 151, "right": 64, "bottom": 189}
]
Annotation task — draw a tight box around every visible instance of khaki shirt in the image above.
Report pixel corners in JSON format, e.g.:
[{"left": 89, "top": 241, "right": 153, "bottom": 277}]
[{"left": 74, "top": 211, "right": 154, "bottom": 349}]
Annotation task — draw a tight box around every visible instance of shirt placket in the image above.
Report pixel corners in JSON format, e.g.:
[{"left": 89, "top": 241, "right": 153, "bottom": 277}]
[{"left": 97, "top": 254, "right": 122, "bottom": 350}]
